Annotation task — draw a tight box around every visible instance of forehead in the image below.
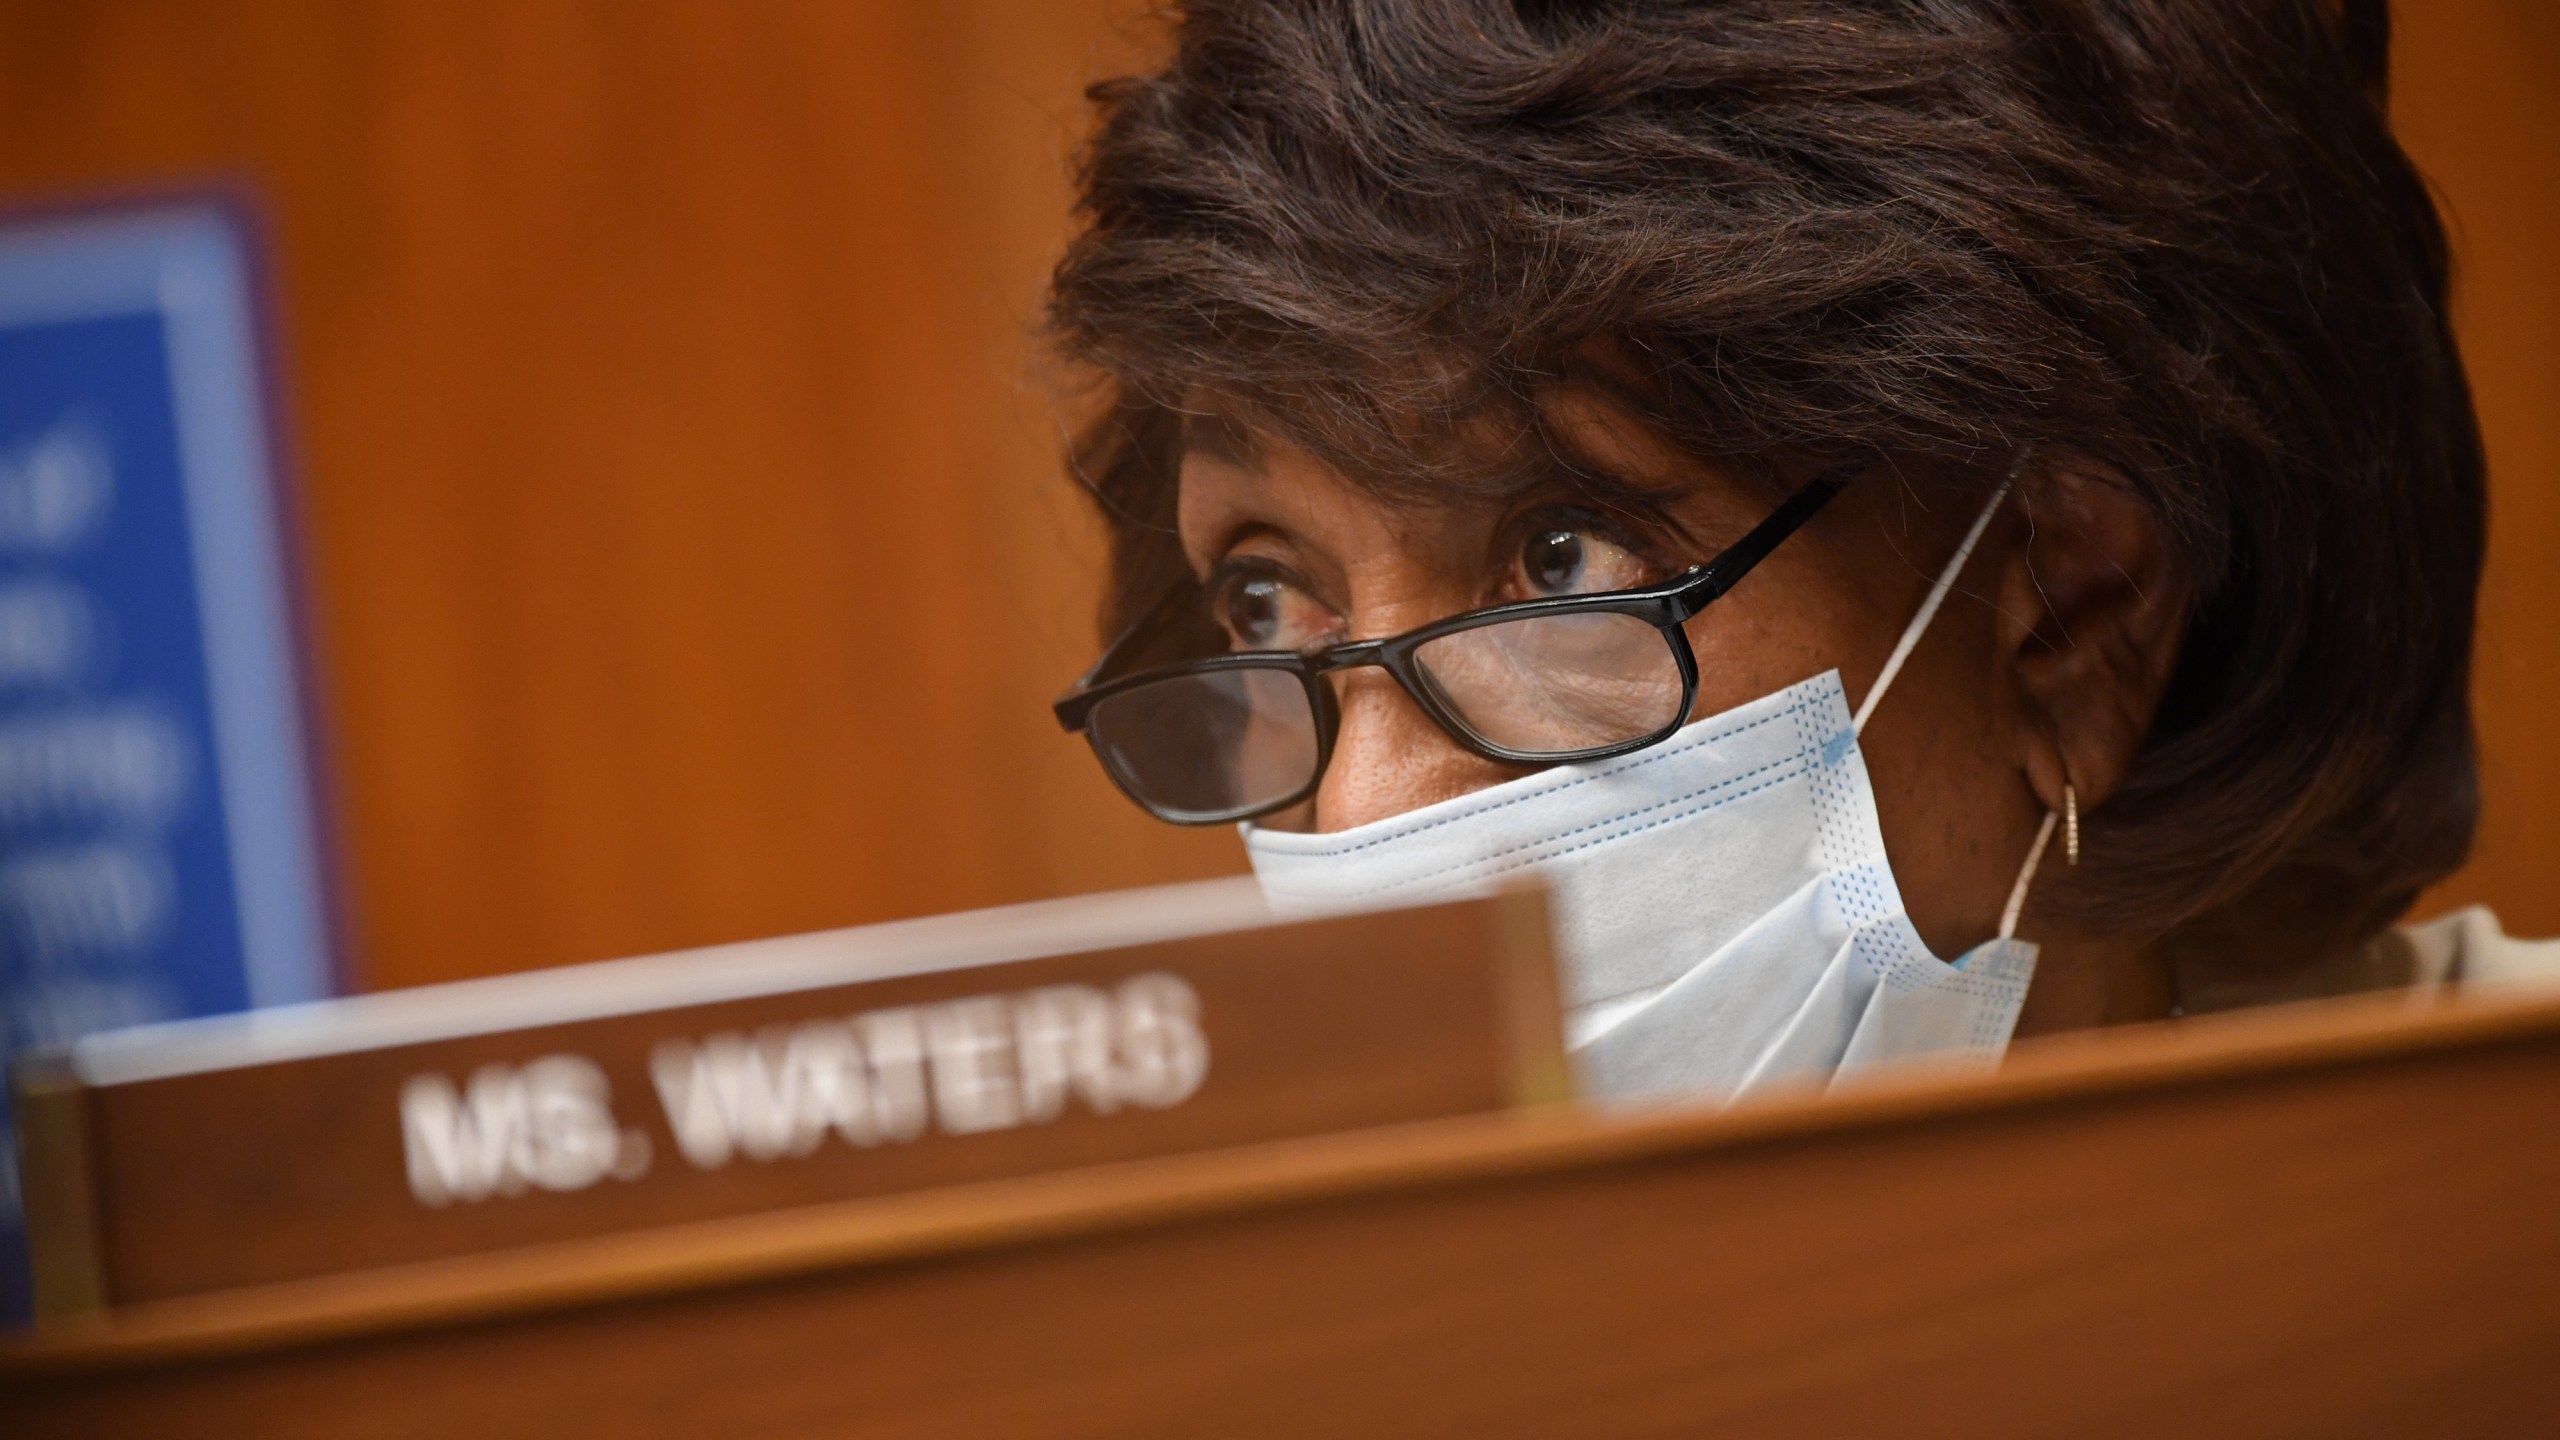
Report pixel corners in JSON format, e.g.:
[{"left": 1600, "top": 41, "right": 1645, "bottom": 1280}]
[{"left": 1176, "top": 378, "right": 1757, "bottom": 511}]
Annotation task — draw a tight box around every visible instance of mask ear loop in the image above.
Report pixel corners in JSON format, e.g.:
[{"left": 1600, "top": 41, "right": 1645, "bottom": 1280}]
[
  {"left": 1844, "top": 449, "right": 2052, "bottom": 947},
  {"left": 1850, "top": 447, "right": 2035, "bottom": 737},
  {"left": 1997, "top": 808, "right": 2059, "bottom": 942}
]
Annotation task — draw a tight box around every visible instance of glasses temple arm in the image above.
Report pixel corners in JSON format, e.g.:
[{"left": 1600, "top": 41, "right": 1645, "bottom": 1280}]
[
  {"left": 1067, "top": 579, "right": 1210, "bottom": 693},
  {"left": 1672, "top": 469, "right": 1853, "bottom": 615}
]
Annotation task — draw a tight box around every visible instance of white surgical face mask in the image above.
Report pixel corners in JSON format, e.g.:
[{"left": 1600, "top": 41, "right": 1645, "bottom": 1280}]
[{"left": 1244, "top": 481, "right": 2059, "bottom": 1106}]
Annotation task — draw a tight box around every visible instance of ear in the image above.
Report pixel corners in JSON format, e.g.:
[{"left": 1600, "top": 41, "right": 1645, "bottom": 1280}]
[{"left": 1992, "top": 454, "right": 2193, "bottom": 815}]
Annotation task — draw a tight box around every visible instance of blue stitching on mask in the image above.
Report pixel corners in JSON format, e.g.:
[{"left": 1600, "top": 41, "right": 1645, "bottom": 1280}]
[
  {"left": 1321, "top": 754, "right": 1814, "bottom": 900},
  {"left": 1266, "top": 700, "right": 1804, "bottom": 860},
  {"left": 1820, "top": 728, "right": 1857, "bottom": 767}
]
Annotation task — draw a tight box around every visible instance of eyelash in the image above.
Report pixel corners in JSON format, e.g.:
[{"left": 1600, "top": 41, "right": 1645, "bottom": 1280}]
[
  {"left": 1506, "top": 502, "right": 1676, "bottom": 578},
  {"left": 1205, "top": 552, "right": 1283, "bottom": 588},
  {"left": 1198, "top": 501, "right": 1684, "bottom": 616},
  {"left": 1202, "top": 554, "right": 1323, "bottom": 617}
]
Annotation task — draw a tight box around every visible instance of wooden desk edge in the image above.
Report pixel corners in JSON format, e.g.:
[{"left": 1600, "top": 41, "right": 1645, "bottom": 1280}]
[{"left": 9, "top": 981, "right": 2556, "bottom": 1378}]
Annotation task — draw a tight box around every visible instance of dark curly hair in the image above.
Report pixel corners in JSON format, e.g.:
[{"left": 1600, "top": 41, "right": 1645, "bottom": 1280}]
[{"left": 1045, "top": 0, "right": 2483, "bottom": 972}]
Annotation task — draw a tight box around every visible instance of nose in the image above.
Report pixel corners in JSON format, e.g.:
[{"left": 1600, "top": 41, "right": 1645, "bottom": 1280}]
[{"left": 1312, "top": 667, "right": 1525, "bottom": 831}]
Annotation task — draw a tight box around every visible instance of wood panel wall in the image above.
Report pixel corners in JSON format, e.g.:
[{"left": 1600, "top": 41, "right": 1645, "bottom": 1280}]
[
  {"left": 2397, "top": 0, "right": 2560, "bottom": 936},
  {"left": 0, "top": 0, "right": 2545, "bottom": 993}
]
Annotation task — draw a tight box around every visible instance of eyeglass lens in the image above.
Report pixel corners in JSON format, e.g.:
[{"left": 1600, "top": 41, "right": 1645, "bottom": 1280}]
[
  {"left": 1087, "top": 667, "right": 1319, "bottom": 822},
  {"left": 1410, "top": 611, "right": 1688, "bottom": 754},
  {"left": 1088, "top": 609, "right": 1691, "bottom": 820}
]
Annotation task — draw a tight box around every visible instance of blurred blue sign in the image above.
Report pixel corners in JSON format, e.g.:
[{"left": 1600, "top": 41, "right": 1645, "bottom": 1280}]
[{"left": 0, "top": 200, "right": 337, "bottom": 1323}]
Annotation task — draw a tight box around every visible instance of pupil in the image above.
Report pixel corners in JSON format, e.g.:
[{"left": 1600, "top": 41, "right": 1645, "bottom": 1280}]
[
  {"left": 1528, "top": 530, "right": 1585, "bottom": 594},
  {"left": 1232, "top": 578, "right": 1282, "bottom": 645}
]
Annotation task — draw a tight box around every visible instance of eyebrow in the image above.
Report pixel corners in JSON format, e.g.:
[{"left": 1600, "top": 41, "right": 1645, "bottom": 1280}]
[
  {"left": 1514, "top": 405, "right": 1701, "bottom": 507},
  {"left": 1173, "top": 387, "right": 1732, "bottom": 553},
  {"left": 1178, "top": 406, "right": 1264, "bottom": 469}
]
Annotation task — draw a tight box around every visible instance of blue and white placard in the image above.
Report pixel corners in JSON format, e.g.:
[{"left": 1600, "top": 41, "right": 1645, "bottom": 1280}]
[{"left": 0, "top": 199, "right": 337, "bottom": 1322}]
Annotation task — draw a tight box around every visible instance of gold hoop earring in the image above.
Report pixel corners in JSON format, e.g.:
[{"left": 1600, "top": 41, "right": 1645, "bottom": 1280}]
[{"left": 2065, "top": 783, "right": 2080, "bottom": 867}]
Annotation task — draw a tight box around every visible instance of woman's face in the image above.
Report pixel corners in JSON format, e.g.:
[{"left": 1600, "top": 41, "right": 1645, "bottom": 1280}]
[{"left": 1175, "top": 381, "right": 2189, "bottom": 961}]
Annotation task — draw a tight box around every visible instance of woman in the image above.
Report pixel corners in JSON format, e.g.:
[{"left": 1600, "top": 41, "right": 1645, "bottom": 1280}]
[{"left": 1044, "top": 0, "right": 2553, "bottom": 1102}]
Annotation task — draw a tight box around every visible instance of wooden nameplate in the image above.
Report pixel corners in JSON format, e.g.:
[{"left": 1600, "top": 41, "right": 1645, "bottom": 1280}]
[
  {"left": 14, "top": 879, "right": 1564, "bottom": 1318},
  {"left": 8, "top": 962, "right": 2559, "bottom": 1438}
]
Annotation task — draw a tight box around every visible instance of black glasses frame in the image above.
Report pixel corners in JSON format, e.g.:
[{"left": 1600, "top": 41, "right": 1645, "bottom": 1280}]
[{"left": 1053, "top": 469, "right": 1851, "bottom": 825}]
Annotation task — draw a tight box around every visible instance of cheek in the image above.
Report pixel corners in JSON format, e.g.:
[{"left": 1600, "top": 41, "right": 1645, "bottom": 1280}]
[{"left": 1852, "top": 604, "right": 2041, "bottom": 949}]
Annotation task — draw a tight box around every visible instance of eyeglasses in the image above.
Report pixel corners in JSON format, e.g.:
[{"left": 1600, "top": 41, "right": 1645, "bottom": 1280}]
[{"left": 1054, "top": 470, "right": 1849, "bottom": 825}]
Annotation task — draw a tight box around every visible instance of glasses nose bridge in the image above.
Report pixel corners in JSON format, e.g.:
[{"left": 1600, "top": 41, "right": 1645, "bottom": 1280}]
[
  {"left": 1308, "top": 633, "right": 1463, "bottom": 739},
  {"left": 1307, "top": 637, "right": 1394, "bottom": 679}
]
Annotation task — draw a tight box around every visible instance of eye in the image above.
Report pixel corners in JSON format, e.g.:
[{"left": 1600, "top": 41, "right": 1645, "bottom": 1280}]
[
  {"left": 1510, "top": 523, "right": 1652, "bottom": 599},
  {"left": 1214, "top": 570, "right": 1341, "bottom": 651}
]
